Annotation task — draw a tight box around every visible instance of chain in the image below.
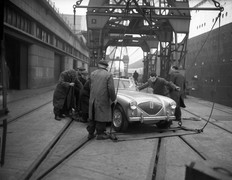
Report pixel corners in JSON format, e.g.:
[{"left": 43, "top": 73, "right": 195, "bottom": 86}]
[{"left": 212, "top": 0, "right": 224, "bottom": 12}]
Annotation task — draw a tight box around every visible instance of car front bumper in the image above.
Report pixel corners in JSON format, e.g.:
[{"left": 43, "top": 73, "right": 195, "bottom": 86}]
[{"left": 129, "top": 115, "right": 176, "bottom": 123}]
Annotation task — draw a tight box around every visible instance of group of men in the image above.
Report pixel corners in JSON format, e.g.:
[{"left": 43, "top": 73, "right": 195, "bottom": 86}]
[
  {"left": 53, "top": 60, "right": 185, "bottom": 141},
  {"left": 52, "top": 67, "right": 89, "bottom": 122},
  {"left": 52, "top": 60, "right": 116, "bottom": 140}
]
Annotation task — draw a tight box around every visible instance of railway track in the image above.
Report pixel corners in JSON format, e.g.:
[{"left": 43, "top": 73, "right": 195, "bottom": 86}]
[
  {"left": 6, "top": 88, "right": 54, "bottom": 124},
  {"left": 19, "top": 119, "right": 91, "bottom": 180},
  {"left": 3, "top": 94, "right": 232, "bottom": 180}
]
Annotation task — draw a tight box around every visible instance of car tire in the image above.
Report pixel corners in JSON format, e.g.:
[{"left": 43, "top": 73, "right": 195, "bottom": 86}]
[
  {"left": 113, "top": 105, "right": 129, "bottom": 132},
  {"left": 156, "top": 120, "right": 172, "bottom": 129}
]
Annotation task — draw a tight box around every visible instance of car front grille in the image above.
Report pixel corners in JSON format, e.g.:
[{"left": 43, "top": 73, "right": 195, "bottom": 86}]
[{"left": 138, "top": 101, "right": 162, "bottom": 115}]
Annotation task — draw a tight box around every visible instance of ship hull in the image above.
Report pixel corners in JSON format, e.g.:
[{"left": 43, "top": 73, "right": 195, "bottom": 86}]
[{"left": 186, "top": 22, "right": 232, "bottom": 107}]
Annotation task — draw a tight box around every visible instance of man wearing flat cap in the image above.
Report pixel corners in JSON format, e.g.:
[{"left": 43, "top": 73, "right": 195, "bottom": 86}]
[
  {"left": 87, "top": 59, "right": 116, "bottom": 140},
  {"left": 77, "top": 67, "right": 87, "bottom": 85},
  {"left": 72, "top": 67, "right": 88, "bottom": 120}
]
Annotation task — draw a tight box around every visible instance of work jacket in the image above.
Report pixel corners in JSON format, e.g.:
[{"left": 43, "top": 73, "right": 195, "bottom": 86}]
[
  {"left": 79, "top": 79, "right": 90, "bottom": 114},
  {"left": 53, "top": 69, "right": 82, "bottom": 112},
  {"left": 169, "top": 71, "right": 186, "bottom": 108},
  {"left": 138, "top": 77, "right": 177, "bottom": 97}
]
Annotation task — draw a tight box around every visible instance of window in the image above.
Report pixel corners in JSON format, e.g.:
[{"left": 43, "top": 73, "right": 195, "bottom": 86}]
[
  {"left": 36, "top": 26, "right": 42, "bottom": 39},
  {"left": 20, "top": 17, "right": 24, "bottom": 30},
  {"left": 7, "top": 8, "right": 12, "bottom": 24},
  {"left": 16, "top": 15, "right": 21, "bottom": 29},
  {"left": 5, "top": 7, "right": 32, "bottom": 35},
  {"left": 12, "top": 11, "right": 16, "bottom": 26}
]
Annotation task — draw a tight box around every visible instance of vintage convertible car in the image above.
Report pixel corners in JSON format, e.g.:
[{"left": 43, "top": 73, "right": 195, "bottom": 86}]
[{"left": 112, "top": 77, "right": 176, "bottom": 132}]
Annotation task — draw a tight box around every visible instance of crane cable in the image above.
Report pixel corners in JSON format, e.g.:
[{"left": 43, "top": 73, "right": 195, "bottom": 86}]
[
  {"left": 199, "top": 1, "right": 222, "bottom": 132},
  {"left": 180, "top": 0, "right": 223, "bottom": 133},
  {"left": 108, "top": 0, "right": 131, "bottom": 141}
]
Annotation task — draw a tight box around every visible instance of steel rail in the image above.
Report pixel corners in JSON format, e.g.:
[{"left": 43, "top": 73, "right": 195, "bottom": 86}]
[
  {"left": 35, "top": 136, "right": 90, "bottom": 180},
  {"left": 19, "top": 119, "right": 74, "bottom": 180},
  {"left": 19, "top": 119, "right": 91, "bottom": 180},
  {"left": 179, "top": 136, "right": 207, "bottom": 160},
  {"left": 7, "top": 100, "right": 52, "bottom": 124},
  {"left": 187, "top": 99, "right": 232, "bottom": 115},
  {"left": 87, "top": 12, "right": 191, "bottom": 19},
  {"left": 182, "top": 108, "right": 232, "bottom": 134}
]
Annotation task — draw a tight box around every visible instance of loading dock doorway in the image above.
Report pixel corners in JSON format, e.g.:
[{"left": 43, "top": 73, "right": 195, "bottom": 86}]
[
  {"left": 5, "top": 36, "right": 28, "bottom": 90},
  {"left": 54, "top": 53, "right": 62, "bottom": 82}
]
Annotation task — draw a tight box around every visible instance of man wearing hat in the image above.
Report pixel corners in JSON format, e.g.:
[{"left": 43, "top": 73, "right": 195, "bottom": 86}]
[
  {"left": 72, "top": 67, "right": 88, "bottom": 120},
  {"left": 87, "top": 59, "right": 116, "bottom": 140},
  {"left": 53, "top": 69, "right": 83, "bottom": 120},
  {"left": 169, "top": 66, "right": 186, "bottom": 122},
  {"left": 77, "top": 67, "right": 87, "bottom": 85}
]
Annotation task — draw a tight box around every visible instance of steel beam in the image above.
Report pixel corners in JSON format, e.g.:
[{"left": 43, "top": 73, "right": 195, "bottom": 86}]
[{"left": 78, "top": 5, "right": 223, "bottom": 11}]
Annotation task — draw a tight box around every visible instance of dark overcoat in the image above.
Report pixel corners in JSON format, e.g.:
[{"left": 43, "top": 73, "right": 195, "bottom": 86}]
[
  {"left": 169, "top": 71, "right": 186, "bottom": 108},
  {"left": 88, "top": 68, "right": 116, "bottom": 122},
  {"left": 79, "top": 79, "right": 90, "bottom": 114},
  {"left": 138, "top": 77, "right": 177, "bottom": 97},
  {"left": 53, "top": 69, "right": 83, "bottom": 112}
]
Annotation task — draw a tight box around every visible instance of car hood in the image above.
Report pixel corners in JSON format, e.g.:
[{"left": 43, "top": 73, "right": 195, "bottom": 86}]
[{"left": 117, "top": 90, "right": 172, "bottom": 104}]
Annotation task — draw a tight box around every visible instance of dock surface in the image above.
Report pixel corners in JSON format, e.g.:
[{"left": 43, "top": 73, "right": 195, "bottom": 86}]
[{"left": 0, "top": 86, "right": 232, "bottom": 180}]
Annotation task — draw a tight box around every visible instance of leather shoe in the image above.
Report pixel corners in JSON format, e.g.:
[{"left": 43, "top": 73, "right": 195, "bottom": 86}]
[
  {"left": 80, "top": 117, "right": 87, "bottom": 123},
  {"left": 88, "top": 134, "right": 95, "bottom": 140},
  {"left": 96, "top": 133, "right": 110, "bottom": 140},
  {"left": 59, "top": 114, "right": 66, "bottom": 118},
  {"left": 55, "top": 115, "right": 62, "bottom": 121}
]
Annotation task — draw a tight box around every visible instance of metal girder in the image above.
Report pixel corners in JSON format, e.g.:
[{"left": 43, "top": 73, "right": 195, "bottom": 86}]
[{"left": 81, "top": 0, "right": 192, "bottom": 76}]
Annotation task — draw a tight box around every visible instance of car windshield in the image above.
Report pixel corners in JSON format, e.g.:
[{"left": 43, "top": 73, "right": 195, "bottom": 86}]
[{"left": 114, "top": 78, "right": 136, "bottom": 90}]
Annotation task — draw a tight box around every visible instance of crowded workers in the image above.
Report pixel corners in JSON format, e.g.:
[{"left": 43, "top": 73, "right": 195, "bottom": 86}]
[
  {"left": 87, "top": 59, "right": 116, "bottom": 140},
  {"left": 53, "top": 69, "right": 83, "bottom": 121},
  {"left": 73, "top": 67, "right": 88, "bottom": 120},
  {"left": 133, "top": 70, "right": 139, "bottom": 84},
  {"left": 138, "top": 71, "right": 180, "bottom": 97},
  {"left": 77, "top": 67, "right": 87, "bottom": 85},
  {"left": 79, "top": 79, "right": 90, "bottom": 123},
  {"left": 169, "top": 66, "right": 186, "bottom": 122}
]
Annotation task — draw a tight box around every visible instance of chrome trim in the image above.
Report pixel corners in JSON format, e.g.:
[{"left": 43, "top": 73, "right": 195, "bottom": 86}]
[{"left": 129, "top": 116, "right": 176, "bottom": 122}]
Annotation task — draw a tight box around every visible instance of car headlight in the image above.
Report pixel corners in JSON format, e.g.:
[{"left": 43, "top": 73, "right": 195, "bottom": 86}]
[
  {"left": 129, "top": 101, "right": 137, "bottom": 110},
  {"left": 170, "top": 102, "right": 176, "bottom": 109}
]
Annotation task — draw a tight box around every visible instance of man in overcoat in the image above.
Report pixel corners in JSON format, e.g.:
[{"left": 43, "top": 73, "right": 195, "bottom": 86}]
[
  {"left": 87, "top": 60, "right": 116, "bottom": 140},
  {"left": 73, "top": 67, "right": 88, "bottom": 120},
  {"left": 133, "top": 70, "right": 139, "bottom": 84},
  {"left": 53, "top": 69, "right": 83, "bottom": 120},
  {"left": 169, "top": 66, "right": 186, "bottom": 122},
  {"left": 79, "top": 79, "right": 90, "bottom": 123}
]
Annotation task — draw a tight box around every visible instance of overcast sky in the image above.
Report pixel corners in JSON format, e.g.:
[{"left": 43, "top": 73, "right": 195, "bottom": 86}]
[{"left": 52, "top": 0, "right": 89, "bottom": 15}]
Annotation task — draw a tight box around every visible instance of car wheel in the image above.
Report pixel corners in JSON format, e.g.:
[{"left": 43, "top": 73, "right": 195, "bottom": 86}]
[
  {"left": 156, "top": 120, "right": 172, "bottom": 129},
  {"left": 113, "top": 105, "right": 128, "bottom": 132}
]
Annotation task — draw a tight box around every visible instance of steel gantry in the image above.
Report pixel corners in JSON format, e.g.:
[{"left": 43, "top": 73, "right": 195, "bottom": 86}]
[{"left": 73, "top": 0, "right": 219, "bottom": 78}]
